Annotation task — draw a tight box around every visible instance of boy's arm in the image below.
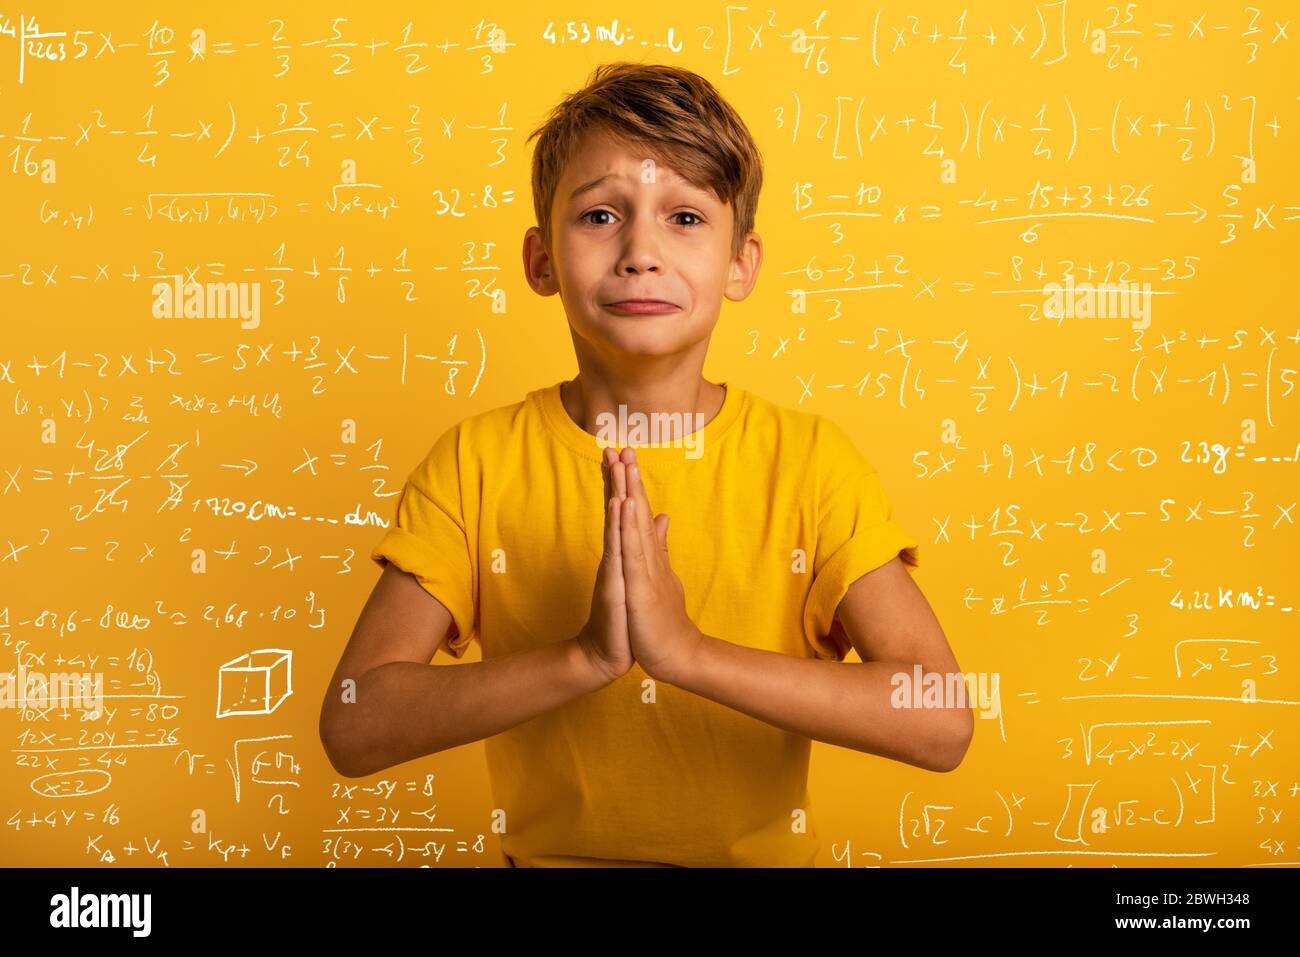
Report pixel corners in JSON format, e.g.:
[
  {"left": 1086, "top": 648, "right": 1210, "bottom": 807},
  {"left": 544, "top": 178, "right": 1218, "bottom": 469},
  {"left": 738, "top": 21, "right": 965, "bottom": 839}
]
[
  {"left": 616, "top": 447, "right": 971, "bottom": 772},
  {"left": 666, "top": 558, "right": 972, "bottom": 772},
  {"left": 319, "top": 564, "right": 610, "bottom": 778}
]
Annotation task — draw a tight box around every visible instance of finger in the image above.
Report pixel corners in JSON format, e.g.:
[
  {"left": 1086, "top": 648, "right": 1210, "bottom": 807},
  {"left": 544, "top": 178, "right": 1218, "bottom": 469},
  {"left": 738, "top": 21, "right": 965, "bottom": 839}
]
[
  {"left": 655, "top": 513, "right": 670, "bottom": 553},
  {"left": 601, "top": 446, "right": 615, "bottom": 505},
  {"left": 598, "top": 459, "right": 614, "bottom": 580},
  {"left": 612, "top": 456, "right": 627, "bottom": 500},
  {"left": 601, "top": 453, "right": 626, "bottom": 583},
  {"left": 608, "top": 496, "right": 624, "bottom": 584},
  {"left": 620, "top": 488, "right": 649, "bottom": 586},
  {"left": 622, "top": 449, "right": 658, "bottom": 567},
  {"left": 603, "top": 453, "right": 626, "bottom": 582},
  {"left": 601, "top": 489, "right": 616, "bottom": 561}
]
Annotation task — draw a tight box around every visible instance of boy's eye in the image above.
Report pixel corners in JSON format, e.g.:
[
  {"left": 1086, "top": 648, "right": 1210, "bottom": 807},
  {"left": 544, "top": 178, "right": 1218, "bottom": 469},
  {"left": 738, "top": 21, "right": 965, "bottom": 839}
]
[{"left": 579, "top": 209, "right": 705, "bottom": 228}]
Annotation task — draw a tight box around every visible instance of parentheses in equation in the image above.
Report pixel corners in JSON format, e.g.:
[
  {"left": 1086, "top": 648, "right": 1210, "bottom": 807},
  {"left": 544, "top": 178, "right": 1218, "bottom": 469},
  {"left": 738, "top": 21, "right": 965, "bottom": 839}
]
[
  {"left": 1221, "top": 361, "right": 1230, "bottom": 409},
  {"left": 1110, "top": 97, "right": 1121, "bottom": 155},
  {"left": 1204, "top": 100, "right": 1215, "bottom": 157},
  {"left": 958, "top": 99, "right": 970, "bottom": 153},
  {"left": 1264, "top": 346, "right": 1276, "bottom": 427},
  {"left": 1171, "top": 775, "right": 1184, "bottom": 828},
  {"left": 975, "top": 99, "right": 989, "bottom": 160},
  {"left": 1045, "top": 1, "right": 1068, "bottom": 65},
  {"left": 1006, "top": 355, "right": 1022, "bottom": 412},
  {"left": 332, "top": 835, "right": 344, "bottom": 862},
  {"left": 898, "top": 790, "right": 912, "bottom": 849},
  {"left": 470, "top": 326, "right": 487, "bottom": 397},
  {"left": 1063, "top": 94, "right": 1077, "bottom": 162},
  {"left": 83, "top": 387, "right": 93, "bottom": 424},
  {"left": 720, "top": 4, "right": 737, "bottom": 76},
  {"left": 1130, "top": 352, "right": 1144, "bottom": 402},
  {"left": 870, "top": 6, "right": 881, "bottom": 68},
  {"left": 853, "top": 94, "right": 864, "bottom": 159},
  {"left": 995, "top": 789, "right": 1013, "bottom": 837},
  {"left": 216, "top": 102, "right": 236, "bottom": 159},
  {"left": 1054, "top": 782, "right": 1097, "bottom": 846},
  {"left": 791, "top": 89, "right": 802, "bottom": 144},
  {"left": 1032, "top": 4, "right": 1046, "bottom": 59},
  {"left": 396, "top": 832, "right": 405, "bottom": 863}
]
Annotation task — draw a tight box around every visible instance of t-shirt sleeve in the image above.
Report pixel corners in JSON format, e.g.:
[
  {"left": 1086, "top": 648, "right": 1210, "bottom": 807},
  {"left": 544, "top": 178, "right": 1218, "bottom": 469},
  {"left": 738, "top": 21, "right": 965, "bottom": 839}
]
[
  {"left": 369, "top": 425, "right": 478, "bottom": 659},
  {"left": 802, "top": 418, "right": 920, "bottom": 662}
]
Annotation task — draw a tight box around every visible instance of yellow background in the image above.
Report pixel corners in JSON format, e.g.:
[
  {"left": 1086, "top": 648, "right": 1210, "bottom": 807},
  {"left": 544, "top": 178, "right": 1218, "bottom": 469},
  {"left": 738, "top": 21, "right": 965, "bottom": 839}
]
[{"left": 1, "top": 0, "right": 1296, "bottom": 867}]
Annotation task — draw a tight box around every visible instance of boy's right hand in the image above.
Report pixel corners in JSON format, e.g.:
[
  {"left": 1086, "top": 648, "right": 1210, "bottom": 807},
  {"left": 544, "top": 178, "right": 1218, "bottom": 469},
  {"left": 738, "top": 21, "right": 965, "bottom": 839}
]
[{"left": 577, "top": 447, "right": 634, "bottom": 683}]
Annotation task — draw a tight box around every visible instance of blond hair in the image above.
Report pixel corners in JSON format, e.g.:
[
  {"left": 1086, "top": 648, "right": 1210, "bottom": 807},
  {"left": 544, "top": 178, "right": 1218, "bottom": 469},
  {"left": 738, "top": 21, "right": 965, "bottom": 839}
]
[{"left": 526, "top": 62, "right": 763, "bottom": 260}]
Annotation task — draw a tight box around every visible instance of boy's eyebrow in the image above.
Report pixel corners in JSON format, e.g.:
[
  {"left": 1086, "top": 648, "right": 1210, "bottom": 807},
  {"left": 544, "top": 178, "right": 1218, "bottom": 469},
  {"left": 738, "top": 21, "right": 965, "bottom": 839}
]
[
  {"left": 569, "top": 172, "right": 616, "bottom": 201},
  {"left": 567, "top": 168, "right": 705, "bottom": 203}
]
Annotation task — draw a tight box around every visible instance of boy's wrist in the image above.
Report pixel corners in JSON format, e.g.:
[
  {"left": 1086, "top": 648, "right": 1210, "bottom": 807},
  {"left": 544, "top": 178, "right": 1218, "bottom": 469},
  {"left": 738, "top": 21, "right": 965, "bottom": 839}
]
[
  {"left": 645, "top": 626, "right": 707, "bottom": 687},
  {"left": 569, "top": 633, "right": 619, "bottom": 690}
]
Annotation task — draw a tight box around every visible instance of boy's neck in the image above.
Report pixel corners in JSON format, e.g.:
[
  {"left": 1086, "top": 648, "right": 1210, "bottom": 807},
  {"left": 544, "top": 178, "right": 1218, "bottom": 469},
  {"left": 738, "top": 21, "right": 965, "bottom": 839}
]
[{"left": 559, "top": 375, "right": 727, "bottom": 443}]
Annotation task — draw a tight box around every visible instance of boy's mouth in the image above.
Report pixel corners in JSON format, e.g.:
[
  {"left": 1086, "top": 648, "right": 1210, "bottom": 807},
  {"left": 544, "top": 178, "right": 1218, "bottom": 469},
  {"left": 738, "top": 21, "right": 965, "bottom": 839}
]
[{"left": 603, "top": 299, "right": 680, "bottom": 315}]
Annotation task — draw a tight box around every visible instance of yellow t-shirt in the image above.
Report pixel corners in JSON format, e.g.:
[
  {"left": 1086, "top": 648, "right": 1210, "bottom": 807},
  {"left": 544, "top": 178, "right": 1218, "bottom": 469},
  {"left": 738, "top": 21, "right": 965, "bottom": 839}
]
[{"left": 369, "top": 380, "right": 919, "bottom": 867}]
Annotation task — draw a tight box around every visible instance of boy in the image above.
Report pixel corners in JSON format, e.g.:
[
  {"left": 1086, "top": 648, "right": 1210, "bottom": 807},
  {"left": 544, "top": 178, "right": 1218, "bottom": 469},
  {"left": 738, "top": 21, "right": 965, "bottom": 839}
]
[{"left": 320, "top": 62, "right": 971, "bottom": 867}]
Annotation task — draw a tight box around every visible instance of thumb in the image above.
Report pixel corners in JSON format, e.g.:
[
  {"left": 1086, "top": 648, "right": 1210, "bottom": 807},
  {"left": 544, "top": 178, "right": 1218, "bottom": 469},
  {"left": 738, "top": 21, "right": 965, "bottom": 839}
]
[{"left": 655, "top": 513, "right": 670, "bottom": 551}]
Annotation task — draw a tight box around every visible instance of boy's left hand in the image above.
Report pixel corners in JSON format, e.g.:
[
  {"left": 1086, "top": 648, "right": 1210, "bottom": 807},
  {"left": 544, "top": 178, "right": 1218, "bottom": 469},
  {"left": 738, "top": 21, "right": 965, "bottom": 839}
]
[{"left": 615, "top": 448, "right": 704, "bottom": 684}]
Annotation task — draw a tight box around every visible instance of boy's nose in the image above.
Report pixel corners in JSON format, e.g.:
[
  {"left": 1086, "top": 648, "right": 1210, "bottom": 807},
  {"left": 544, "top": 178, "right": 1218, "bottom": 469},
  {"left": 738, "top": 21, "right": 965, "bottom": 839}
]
[
  {"left": 616, "top": 220, "right": 664, "bottom": 274},
  {"left": 620, "top": 260, "right": 659, "bottom": 274}
]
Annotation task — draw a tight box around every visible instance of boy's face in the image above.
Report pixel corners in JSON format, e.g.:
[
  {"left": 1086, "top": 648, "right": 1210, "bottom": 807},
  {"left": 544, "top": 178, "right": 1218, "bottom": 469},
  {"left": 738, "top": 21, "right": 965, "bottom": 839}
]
[{"left": 524, "top": 131, "right": 761, "bottom": 365}]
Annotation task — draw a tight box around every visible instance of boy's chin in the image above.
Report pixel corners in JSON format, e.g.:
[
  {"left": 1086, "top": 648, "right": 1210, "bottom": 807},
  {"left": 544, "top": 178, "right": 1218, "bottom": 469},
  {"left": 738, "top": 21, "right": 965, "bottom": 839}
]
[
  {"left": 578, "top": 318, "right": 683, "bottom": 351},
  {"left": 597, "top": 327, "right": 693, "bottom": 357}
]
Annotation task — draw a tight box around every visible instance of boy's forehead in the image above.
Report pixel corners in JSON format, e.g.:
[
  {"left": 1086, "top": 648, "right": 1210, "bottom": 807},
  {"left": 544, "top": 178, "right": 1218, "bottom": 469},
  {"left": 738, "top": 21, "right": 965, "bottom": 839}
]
[{"left": 563, "top": 133, "right": 695, "bottom": 193}]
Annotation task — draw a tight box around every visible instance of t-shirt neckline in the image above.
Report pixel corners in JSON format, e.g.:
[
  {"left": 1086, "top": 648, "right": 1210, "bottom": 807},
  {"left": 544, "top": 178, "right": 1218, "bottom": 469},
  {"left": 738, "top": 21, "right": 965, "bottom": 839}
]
[{"left": 536, "top": 379, "right": 745, "bottom": 466}]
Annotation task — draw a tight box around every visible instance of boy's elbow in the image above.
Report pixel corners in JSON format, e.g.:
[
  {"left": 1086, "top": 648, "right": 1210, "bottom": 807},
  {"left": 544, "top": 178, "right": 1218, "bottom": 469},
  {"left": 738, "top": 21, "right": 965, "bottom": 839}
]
[
  {"left": 319, "top": 708, "right": 372, "bottom": 778},
  {"left": 930, "top": 705, "right": 974, "bottom": 773}
]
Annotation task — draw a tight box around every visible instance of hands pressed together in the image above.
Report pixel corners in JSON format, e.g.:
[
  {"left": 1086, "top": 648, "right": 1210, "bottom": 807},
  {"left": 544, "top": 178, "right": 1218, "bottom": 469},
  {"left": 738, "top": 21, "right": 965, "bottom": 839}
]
[{"left": 577, "top": 447, "right": 705, "bottom": 686}]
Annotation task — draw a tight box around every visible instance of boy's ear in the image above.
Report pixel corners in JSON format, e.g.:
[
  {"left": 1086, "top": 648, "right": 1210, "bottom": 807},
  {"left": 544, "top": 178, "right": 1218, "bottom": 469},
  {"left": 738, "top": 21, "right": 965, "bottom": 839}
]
[
  {"left": 724, "top": 231, "right": 763, "bottom": 303},
  {"left": 523, "top": 225, "right": 560, "bottom": 296}
]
